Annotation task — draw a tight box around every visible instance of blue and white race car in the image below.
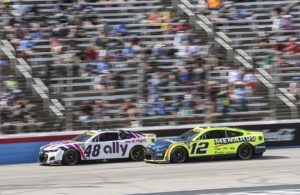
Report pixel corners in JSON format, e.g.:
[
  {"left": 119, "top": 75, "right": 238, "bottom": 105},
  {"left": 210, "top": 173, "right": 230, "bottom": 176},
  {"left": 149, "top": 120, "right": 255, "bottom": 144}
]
[{"left": 39, "top": 130, "right": 156, "bottom": 165}]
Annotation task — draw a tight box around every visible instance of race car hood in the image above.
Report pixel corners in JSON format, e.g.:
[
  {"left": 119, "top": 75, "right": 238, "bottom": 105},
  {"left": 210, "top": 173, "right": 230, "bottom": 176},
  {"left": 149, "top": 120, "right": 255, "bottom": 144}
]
[
  {"left": 148, "top": 138, "right": 180, "bottom": 150},
  {"left": 41, "top": 140, "right": 78, "bottom": 151}
]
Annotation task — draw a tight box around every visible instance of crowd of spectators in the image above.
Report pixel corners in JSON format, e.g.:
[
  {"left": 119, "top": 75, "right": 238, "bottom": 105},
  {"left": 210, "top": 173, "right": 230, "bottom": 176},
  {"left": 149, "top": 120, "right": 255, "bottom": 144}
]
[
  {"left": 0, "top": 0, "right": 276, "bottom": 129},
  {"left": 0, "top": 71, "right": 39, "bottom": 133}
]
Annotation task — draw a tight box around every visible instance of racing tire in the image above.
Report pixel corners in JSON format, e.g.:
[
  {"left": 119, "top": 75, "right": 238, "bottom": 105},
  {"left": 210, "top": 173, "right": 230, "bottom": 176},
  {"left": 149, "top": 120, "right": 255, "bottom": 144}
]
[
  {"left": 130, "top": 146, "right": 145, "bottom": 161},
  {"left": 237, "top": 144, "right": 253, "bottom": 160},
  {"left": 170, "top": 147, "right": 187, "bottom": 163},
  {"left": 62, "top": 149, "right": 80, "bottom": 165}
]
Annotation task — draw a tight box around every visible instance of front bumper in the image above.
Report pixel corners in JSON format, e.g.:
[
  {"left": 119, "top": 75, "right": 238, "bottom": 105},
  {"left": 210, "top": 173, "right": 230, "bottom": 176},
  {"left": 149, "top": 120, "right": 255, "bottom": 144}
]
[
  {"left": 39, "top": 151, "right": 63, "bottom": 165},
  {"left": 144, "top": 148, "right": 169, "bottom": 163}
]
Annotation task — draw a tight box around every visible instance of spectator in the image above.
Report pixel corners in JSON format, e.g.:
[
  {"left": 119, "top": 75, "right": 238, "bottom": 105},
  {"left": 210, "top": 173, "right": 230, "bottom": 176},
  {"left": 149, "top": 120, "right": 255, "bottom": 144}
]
[
  {"left": 284, "top": 37, "right": 300, "bottom": 53},
  {"left": 228, "top": 67, "right": 244, "bottom": 84},
  {"left": 96, "top": 61, "right": 110, "bottom": 74},
  {"left": 207, "top": 0, "right": 222, "bottom": 10},
  {"left": 114, "top": 23, "right": 127, "bottom": 36},
  {"left": 93, "top": 70, "right": 111, "bottom": 90},
  {"left": 84, "top": 46, "right": 98, "bottom": 61},
  {"left": 79, "top": 101, "right": 93, "bottom": 122},
  {"left": 4, "top": 76, "right": 19, "bottom": 92},
  {"left": 178, "top": 67, "right": 193, "bottom": 84},
  {"left": 271, "top": 7, "right": 282, "bottom": 31},
  {"left": 232, "top": 82, "right": 247, "bottom": 111},
  {"left": 94, "top": 100, "right": 105, "bottom": 119},
  {"left": 288, "top": 82, "right": 300, "bottom": 101},
  {"left": 121, "top": 99, "right": 140, "bottom": 118},
  {"left": 281, "top": 15, "right": 294, "bottom": 30},
  {"left": 153, "top": 98, "right": 166, "bottom": 116},
  {"left": 243, "top": 69, "right": 257, "bottom": 93}
]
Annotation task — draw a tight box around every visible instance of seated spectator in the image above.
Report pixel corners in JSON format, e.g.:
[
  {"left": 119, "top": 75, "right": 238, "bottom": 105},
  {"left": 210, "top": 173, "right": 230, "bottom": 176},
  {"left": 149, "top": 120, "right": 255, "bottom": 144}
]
[
  {"left": 271, "top": 7, "right": 282, "bottom": 31},
  {"left": 17, "top": 36, "right": 34, "bottom": 57},
  {"left": 243, "top": 69, "right": 257, "bottom": 94},
  {"left": 231, "top": 82, "right": 247, "bottom": 111},
  {"left": 216, "top": 84, "right": 229, "bottom": 113},
  {"left": 121, "top": 99, "right": 140, "bottom": 118},
  {"left": 207, "top": 0, "right": 222, "bottom": 10},
  {"left": 284, "top": 38, "right": 300, "bottom": 53},
  {"left": 84, "top": 47, "right": 98, "bottom": 61},
  {"left": 178, "top": 67, "right": 193, "bottom": 84},
  {"left": 288, "top": 82, "right": 300, "bottom": 101},
  {"left": 94, "top": 100, "right": 106, "bottom": 119},
  {"left": 79, "top": 101, "right": 94, "bottom": 122},
  {"left": 114, "top": 23, "right": 128, "bottom": 37},
  {"left": 11, "top": 3, "right": 28, "bottom": 16},
  {"left": 96, "top": 61, "right": 110, "bottom": 74},
  {"left": 153, "top": 98, "right": 166, "bottom": 116},
  {"left": 259, "top": 55, "right": 274, "bottom": 70},
  {"left": 93, "top": 70, "right": 111, "bottom": 90},
  {"left": 281, "top": 15, "right": 294, "bottom": 30},
  {"left": 179, "top": 95, "right": 195, "bottom": 116},
  {"left": 228, "top": 67, "right": 244, "bottom": 84},
  {"left": 4, "top": 76, "right": 19, "bottom": 92},
  {"left": 50, "top": 36, "right": 63, "bottom": 54},
  {"left": 148, "top": 11, "right": 160, "bottom": 23}
]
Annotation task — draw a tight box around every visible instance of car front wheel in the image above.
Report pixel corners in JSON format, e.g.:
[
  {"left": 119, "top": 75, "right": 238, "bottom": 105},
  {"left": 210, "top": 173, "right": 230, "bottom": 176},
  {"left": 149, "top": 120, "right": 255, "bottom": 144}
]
[
  {"left": 63, "top": 149, "right": 80, "bottom": 165},
  {"left": 170, "top": 147, "right": 187, "bottom": 163}
]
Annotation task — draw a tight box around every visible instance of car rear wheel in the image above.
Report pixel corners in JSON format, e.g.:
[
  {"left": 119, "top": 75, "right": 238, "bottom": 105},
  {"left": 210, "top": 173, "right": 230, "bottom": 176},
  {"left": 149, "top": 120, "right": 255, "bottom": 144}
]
[
  {"left": 170, "top": 147, "right": 187, "bottom": 163},
  {"left": 130, "top": 146, "right": 145, "bottom": 161},
  {"left": 237, "top": 144, "right": 253, "bottom": 160},
  {"left": 63, "top": 149, "right": 80, "bottom": 165}
]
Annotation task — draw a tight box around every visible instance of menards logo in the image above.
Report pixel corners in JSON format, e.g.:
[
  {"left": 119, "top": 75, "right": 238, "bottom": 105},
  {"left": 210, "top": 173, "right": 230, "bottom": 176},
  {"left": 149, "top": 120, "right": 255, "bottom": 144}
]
[{"left": 214, "top": 136, "right": 256, "bottom": 144}]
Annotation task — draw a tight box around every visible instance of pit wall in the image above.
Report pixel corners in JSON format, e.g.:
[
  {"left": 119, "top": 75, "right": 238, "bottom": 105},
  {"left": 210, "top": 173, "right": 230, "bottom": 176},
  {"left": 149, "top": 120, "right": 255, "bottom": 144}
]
[{"left": 1, "top": 119, "right": 300, "bottom": 165}]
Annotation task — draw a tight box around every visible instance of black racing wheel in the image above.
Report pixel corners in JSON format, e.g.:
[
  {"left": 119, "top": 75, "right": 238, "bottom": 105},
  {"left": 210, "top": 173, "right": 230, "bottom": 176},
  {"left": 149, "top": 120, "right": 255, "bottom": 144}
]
[
  {"left": 237, "top": 144, "right": 253, "bottom": 160},
  {"left": 63, "top": 149, "right": 80, "bottom": 165},
  {"left": 130, "top": 146, "right": 145, "bottom": 161},
  {"left": 170, "top": 147, "right": 187, "bottom": 163}
]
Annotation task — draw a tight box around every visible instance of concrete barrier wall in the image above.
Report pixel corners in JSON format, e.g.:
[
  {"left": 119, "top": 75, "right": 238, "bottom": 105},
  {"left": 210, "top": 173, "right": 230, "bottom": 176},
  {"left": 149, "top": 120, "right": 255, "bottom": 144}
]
[{"left": 0, "top": 141, "right": 51, "bottom": 164}]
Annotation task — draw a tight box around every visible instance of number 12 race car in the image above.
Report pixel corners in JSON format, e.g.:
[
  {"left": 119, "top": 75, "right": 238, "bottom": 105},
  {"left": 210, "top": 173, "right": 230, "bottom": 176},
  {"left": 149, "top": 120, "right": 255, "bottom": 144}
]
[
  {"left": 39, "top": 130, "right": 156, "bottom": 165},
  {"left": 145, "top": 127, "right": 266, "bottom": 163}
]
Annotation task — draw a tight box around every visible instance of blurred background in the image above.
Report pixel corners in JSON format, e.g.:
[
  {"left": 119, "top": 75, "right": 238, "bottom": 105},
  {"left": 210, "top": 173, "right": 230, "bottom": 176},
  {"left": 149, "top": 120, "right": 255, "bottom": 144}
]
[{"left": 0, "top": 0, "right": 300, "bottom": 134}]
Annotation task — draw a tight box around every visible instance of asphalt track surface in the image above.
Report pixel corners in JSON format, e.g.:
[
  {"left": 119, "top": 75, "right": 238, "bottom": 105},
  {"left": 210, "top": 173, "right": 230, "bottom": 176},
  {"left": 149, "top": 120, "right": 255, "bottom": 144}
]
[{"left": 0, "top": 148, "right": 300, "bottom": 195}]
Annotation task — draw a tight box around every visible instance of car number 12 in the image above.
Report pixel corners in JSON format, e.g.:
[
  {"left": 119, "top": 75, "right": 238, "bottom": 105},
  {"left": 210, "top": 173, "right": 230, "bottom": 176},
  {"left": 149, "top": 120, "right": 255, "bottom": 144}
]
[{"left": 191, "top": 142, "right": 209, "bottom": 154}]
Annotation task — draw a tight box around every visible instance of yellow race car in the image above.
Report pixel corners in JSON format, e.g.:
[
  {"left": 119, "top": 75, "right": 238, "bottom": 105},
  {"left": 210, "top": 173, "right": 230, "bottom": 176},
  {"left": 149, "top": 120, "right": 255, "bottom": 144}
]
[{"left": 145, "top": 127, "right": 266, "bottom": 163}]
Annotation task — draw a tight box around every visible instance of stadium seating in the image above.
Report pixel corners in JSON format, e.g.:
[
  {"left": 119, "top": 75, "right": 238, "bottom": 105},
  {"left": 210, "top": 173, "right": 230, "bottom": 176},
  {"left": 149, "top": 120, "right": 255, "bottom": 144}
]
[{"left": 1, "top": 0, "right": 296, "bottom": 133}]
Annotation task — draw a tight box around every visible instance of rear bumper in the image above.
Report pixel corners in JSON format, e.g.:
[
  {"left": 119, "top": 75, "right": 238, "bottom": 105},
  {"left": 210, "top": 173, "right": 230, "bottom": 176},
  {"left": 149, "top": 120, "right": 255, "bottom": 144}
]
[{"left": 254, "top": 142, "right": 266, "bottom": 154}]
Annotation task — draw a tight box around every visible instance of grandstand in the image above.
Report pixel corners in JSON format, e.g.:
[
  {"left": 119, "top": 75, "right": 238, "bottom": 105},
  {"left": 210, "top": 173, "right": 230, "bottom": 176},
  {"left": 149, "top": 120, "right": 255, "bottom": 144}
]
[{"left": 0, "top": 0, "right": 299, "bottom": 133}]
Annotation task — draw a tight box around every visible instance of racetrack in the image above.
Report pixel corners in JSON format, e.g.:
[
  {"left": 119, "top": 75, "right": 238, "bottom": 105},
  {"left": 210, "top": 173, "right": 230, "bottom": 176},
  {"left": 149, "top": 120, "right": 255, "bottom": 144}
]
[{"left": 0, "top": 148, "right": 300, "bottom": 195}]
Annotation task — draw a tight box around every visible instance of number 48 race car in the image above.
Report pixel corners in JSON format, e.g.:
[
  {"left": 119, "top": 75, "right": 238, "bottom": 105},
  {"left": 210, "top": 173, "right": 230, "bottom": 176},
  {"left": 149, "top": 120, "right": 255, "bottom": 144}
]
[
  {"left": 39, "top": 130, "right": 156, "bottom": 165},
  {"left": 145, "top": 127, "right": 266, "bottom": 163}
]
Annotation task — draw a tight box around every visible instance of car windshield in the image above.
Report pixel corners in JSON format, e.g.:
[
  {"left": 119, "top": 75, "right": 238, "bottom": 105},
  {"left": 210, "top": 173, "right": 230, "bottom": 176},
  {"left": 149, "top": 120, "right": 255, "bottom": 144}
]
[
  {"left": 72, "top": 132, "right": 94, "bottom": 142},
  {"left": 178, "top": 130, "right": 199, "bottom": 140}
]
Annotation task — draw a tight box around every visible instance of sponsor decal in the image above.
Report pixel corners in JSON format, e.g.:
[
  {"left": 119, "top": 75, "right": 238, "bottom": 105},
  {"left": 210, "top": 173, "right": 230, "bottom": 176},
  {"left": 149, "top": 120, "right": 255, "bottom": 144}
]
[
  {"left": 263, "top": 129, "right": 295, "bottom": 142},
  {"left": 255, "top": 145, "right": 266, "bottom": 149},
  {"left": 125, "top": 138, "right": 146, "bottom": 144},
  {"left": 214, "top": 136, "right": 256, "bottom": 144},
  {"left": 84, "top": 142, "right": 128, "bottom": 158},
  {"left": 85, "top": 131, "right": 96, "bottom": 136}
]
